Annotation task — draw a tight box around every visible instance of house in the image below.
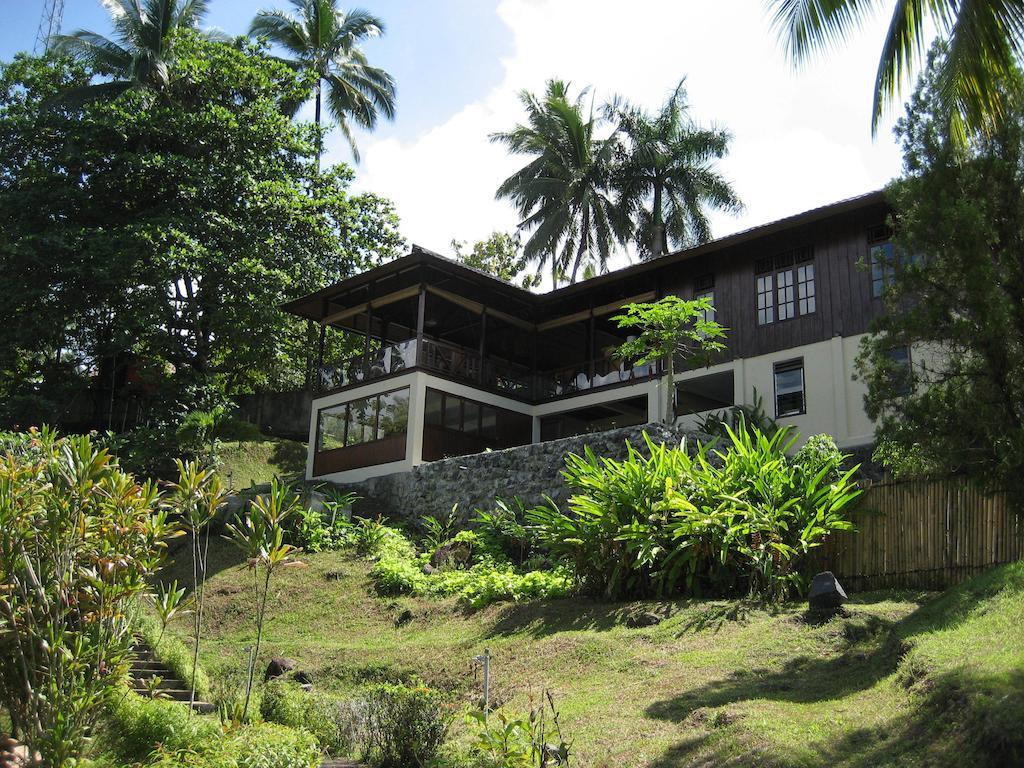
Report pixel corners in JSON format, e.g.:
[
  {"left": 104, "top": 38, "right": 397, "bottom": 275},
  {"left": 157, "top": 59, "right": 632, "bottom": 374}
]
[{"left": 283, "top": 190, "right": 899, "bottom": 483}]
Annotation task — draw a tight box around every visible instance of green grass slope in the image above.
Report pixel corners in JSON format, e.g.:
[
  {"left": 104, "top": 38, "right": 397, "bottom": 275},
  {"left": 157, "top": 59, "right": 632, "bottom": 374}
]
[
  {"left": 215, "top": 437, "right": 306, "bottom": 489},
  {"left": 165, "top": 541, "right": 1024, "bottom": 768}
]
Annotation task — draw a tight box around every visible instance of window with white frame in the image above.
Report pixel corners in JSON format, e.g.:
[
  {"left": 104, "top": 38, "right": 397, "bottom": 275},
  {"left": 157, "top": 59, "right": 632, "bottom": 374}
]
[
  {"left": 773, "top": 359, "right": 806, "bottom": 417},
  {"left": 694, "top": 273, "right": 716, "bottom": 323},
  {"left": 756, "top": 248, "right": 814, "bottom": 325}
]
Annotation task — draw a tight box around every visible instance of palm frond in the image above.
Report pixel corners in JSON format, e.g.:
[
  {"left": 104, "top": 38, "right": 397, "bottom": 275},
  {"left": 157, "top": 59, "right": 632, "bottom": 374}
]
[{"left": 769, "top": 0, "right": 882, "bottom": 63}]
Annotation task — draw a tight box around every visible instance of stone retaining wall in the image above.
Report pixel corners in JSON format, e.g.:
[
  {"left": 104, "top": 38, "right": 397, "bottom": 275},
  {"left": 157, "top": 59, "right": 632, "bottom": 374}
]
[{"left": 342, "top": 423, "right": 711, "bottom": 521}]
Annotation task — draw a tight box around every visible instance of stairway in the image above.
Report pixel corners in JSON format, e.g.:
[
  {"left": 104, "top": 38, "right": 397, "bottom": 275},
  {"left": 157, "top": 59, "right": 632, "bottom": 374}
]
[{"left": 130, "top": 640, "right": 215, "bottom": 714}]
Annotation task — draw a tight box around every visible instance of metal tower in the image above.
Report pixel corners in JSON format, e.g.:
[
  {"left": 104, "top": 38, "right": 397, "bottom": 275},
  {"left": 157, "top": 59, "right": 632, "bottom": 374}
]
[{"left": 35, "top": 0, "right": 66, "bottom": 54}]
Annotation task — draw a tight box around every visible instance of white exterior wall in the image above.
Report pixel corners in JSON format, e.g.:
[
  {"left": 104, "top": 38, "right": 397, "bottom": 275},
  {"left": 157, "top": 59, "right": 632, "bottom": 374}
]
[
  {"left": 308, "top": 333, "right": 878, "bottom": 483},
  {"left": 674, "top": 333, "right": 875, "bottom": 448}
]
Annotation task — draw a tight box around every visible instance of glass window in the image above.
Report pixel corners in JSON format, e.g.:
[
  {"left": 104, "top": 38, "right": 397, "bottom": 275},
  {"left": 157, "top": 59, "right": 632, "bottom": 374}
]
[
  {"left": 757, "top": 274, "right": 774, "bottom": 325},
  {"left": 317, "top": 403, "right": 347, "bottom": 452},
  {"left": 871, "top": 242, "right": 895, "bottom": 298},
  {"left": 798, "top": 263, "right": 816, "bottom": 315},
  {"left": 481, "top": 406, "right": 498, "bottom": 439},
  {"left": 888, "top": 345, "right": 913, "bottom": 396},
  {"left": 777, "top": 270, "right": 795, "bottom": 321},
  {"left": 463, "top": 400, "right": 480, "bottom": 434},
  {"left": 345, "top": 396, "right": 376, "bottom": 445},
  {"left": 696, "top": 289, "right": 716, "bottom": 324},
  {"left": 774, "top": 360, "right": 806, "bottom": 417},
  {"left": 377, "top": 389, "right": 409, "bottom": 439},
  {"left": 424, "top": 388, "right": 443, "bottom": 426},
  {"left": 443, "top": 395, "right": 462, "bottom": 430}
]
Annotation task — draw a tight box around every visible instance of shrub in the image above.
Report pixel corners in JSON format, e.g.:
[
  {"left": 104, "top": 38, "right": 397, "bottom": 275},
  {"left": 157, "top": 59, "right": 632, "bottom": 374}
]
[
  {"left": 471, "top": 498, "right": 535, "bottom": 564},
  {"left": 103, "top": 692, "right": 223, "bottom": 763},
  {"left": 529, "top": 427, "right": 861, "bottom": 601},
  {"left": 260, "top": 680, "right": 352, "bottom": 755},
  {"left": 230, "top": 722, "right": 321, "bottom": 768},
  {"left": 364, "top": 683, "right": 452, "bottom": 768}
]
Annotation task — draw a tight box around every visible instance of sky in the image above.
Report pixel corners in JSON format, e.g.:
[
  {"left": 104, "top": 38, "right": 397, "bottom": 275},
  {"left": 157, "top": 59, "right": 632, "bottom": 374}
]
[{"left": 3, "top": 1, "right": 909, "bottom": 272}]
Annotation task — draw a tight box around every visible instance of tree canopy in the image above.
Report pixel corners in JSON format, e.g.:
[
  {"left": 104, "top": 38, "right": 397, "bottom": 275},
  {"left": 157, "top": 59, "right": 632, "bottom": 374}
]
[
  {"left": 858, "top": 46, "right": 1024, "bottom": 497},
  {"left": 451, "top": 232, "right": 541, "bottom": 290},
  {"left": 0, "top": 34, "right": 403, "bottom": 429}
]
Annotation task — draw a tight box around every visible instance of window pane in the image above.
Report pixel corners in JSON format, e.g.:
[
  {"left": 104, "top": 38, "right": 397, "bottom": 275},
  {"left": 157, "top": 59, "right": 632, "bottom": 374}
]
[
  {"left": 777, "top": 270, "right": 795, "bottom": 320},
  {"left": 377, "top": 389, "right": 409, "bottom": 439},
  {"left": 871, "top": 243, "right": 894, "bottom": 298},
  {"left": 774, "top": 361, "right": 805, "bottom": 417},
  {"left": 424, "top": 389, "right": 443, "bottom": 426},
  {"left": 481, "top": 407, "right": 497, "bottom": 439},
  {"left": 463, "top": 400, "right": 480, "bottom": 434},
  {"left": 757, "top": 274, "right": 774, "bottom": 325},
  {"left": 317, "top": 403, "right": 348, "bottom": 452},
  {"left": 797, "top": 263, "right": 816, "bottom": 315},
  {"left": 696, "top": 289, "right": 716, "bottom": 324},
  {"left": 346, "top": 396, "right": 376, "bottom": 445},
  {"left": 443, "top": 394, "right": 462, "bottom": 430}
]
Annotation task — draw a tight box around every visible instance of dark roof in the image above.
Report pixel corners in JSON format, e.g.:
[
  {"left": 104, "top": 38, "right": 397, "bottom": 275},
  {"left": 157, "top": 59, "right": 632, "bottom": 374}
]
[{"left": 283, "top": 189, "right": 887, "bottom": 320}]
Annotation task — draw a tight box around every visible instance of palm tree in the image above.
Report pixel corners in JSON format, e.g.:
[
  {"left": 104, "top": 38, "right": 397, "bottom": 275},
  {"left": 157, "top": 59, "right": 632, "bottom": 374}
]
[
  {"left": 52, "top": 0, "right": 218, "bottom": 102},
  {"left": 607, "top": 80, "right": 742, "bottom": 260},
  {"left": 768, "top": 0, "right": 1024, "bottom": 140},
  {"left": 249, "top": 0, "right": 396, "bottom": 163},
  {"left": 492, "top": 80, "right": 620, "bottom": 286}
]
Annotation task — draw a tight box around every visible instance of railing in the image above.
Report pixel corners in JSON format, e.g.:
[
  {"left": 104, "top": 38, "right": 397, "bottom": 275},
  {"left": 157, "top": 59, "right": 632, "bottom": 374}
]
[
  {"left": 318, "top": 339, "right": 656, "bottom": 400},
  {"left": 533, "top": 357, "right": 657, "bottom": 400}
]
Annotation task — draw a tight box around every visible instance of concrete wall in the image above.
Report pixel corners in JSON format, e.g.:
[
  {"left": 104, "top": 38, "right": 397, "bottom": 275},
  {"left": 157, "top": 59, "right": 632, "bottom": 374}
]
[{"left": 338, "top": 422, "right": 709, "bottom": 522}]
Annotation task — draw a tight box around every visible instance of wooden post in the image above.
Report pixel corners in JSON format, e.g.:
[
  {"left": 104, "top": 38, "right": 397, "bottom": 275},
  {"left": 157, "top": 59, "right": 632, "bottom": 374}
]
[
  {"left": 416, "top": 284, "right": 426, "bottom": 367},
  {"left": 478, "top": 309, "right": 487, "bottom": 384}
]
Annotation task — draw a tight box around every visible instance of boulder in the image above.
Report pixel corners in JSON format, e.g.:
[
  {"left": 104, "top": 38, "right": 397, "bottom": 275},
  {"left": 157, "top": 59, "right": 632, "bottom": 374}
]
[
  {"left": 808, "top": 571, "right": 848, "bottom": 612},
  {"left": 264, "top": 657, "right": 297, "bottom": 681},
  {"left": 395, "top": 608, "right": 414, "bottom": 627},
  {"left": 430, "top": 541, "right": 472, "bottom": 568},
  {"left": 292, "top": 669, "right": 313, "bottom": 686},
  {"left": 625, "top": 611, "right": 663, "bottom": 628},
  {"left": 422, "top": 563, "right": 437, "bottom": 575}
]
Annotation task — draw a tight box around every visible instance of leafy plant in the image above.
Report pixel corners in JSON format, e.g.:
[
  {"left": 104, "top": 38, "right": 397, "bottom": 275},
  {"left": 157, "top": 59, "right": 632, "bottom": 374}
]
[
  {"left": 472, "top": 498, "right": 534, "bottom": 564},
  {"left": 696, "top": 390, "right": 778, "bottom": 438},
  {"left": 353, "top": 514, "right": 388, "bottom": 556},
  {"left": 149, "top": 579, "right": 189, "bottom": 650},
  {"left": 289, "top": 485, "right": 359, "bottom": 553},
  {"left": 261, "top": 679, "right": 353, "bottom": 755},
  {"left": 420, "top": 505, "right": 458, "bottom": 552},
  {"left": 225, "top": 478, "right": 303, "bottom": 720},
  {"left": 468, "top": 690, "right": 571, "bottom": 767},
  {"left": 0, "top": 431, "right": 178, "bottom": 765},
  {"left": 364, "top": 682, "right": 453, "bottom": 768}
]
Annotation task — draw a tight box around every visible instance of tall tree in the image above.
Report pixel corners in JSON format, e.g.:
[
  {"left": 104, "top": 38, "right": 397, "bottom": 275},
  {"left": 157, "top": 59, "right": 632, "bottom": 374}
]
[
  {"left": 768, "top": 0, "right": 1024, "bottom": 140},
  {"left": 0, "top": 37, "right": 403, "bottom": 429},
  {"left": 492, "top": 80, "right": 621, "bottom": 286},
  {"left": 451, "top": 232, "right": 541, "bottom": 290},
  {"left": 606, "top": 80, "right": 742, "bottom": 259},
  {"left": 249, "top": 0, "right": 396, "bottom": 162},
  {"left": 857, "top": 46, "right": 1024, "bottom": 498},
  {"left": 52, "top": 0, "right": 221, "bottom": 101}
]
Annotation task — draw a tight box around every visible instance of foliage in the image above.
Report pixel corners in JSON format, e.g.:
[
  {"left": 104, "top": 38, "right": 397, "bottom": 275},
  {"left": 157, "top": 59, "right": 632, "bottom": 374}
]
[
  {"left": 249, "top": 0, "right": 396, "bottom": 162},
  {"left": 0, "top": 39, "right": 403, "bottom": 428},
  {"left": 367, "top": 526, "right": 570, "bottom": 609},
  {"left": 471, "top": 498, "right": 535, "bottom": 565},
  {"left": 353, "top": 514, "right": 389, "bottom": 556},
  {"left": 793, "top": 433, "right": 846, "bottom": 483},
  {"left": 364, "top": 682, "right": 453, "bottom": 768},
  {"left": 53, "top": 0, "right": 223, "bottom": 100},
  {"left": 468, "top": 691, "right": 571, "bottom": 768},
  {"left": 452, "top": 232, "right": 542, "bottom": 289},
  {"left": 767, "top": 0, "right": 1024, "bottom": 141},
  {"left": 260, "top": 680, "right": 353, "bottom": 755},
  {"left": 528, "top": 428, "right": 860, "bottom": 601},
  {"left": 420, "top": 505, "right": 458, "bottom": 553},
  {"left": 492, "top": 80, "right": 621, "bottom": 285},
  {"left": 225, "top": 478, "right": 303, "bottom": 720},
  {"left": 0, "top": 430, "right": 178, "bottom": 764},
  {"left": 605, "top": 79, "right": 742, "bottom": 258},
  {"left": 857, "top": 49, "right": 1024, "bottom": 498},
  {"left": 287, "top": 486, "right": 359, "bottom": 553},
  {"left": 613, "top": 296, "right": 727, "bottom": 423},
  {"left": 695, "top": 390, "right": 778, "bottom": 439}
]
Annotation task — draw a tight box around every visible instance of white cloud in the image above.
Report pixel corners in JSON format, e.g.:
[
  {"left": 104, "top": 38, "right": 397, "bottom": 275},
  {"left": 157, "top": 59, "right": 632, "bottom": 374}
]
[{"left": 331, "top": 0, "right": 905, "bottom": 268}]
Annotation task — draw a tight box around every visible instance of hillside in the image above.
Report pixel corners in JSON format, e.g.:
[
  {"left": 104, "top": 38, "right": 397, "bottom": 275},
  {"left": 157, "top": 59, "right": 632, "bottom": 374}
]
[
  {"left": 214, "top": 437, "right": 306, "bottom": 489},
  {"left": 162, "top": 541, "right": 1024, "bottom": 768}
]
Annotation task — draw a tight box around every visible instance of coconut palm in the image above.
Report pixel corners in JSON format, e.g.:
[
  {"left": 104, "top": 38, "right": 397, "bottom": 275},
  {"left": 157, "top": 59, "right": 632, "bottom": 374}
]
[
  {"left": 52, "top": 0, "right": 219, "bottom": 102},
  {"left": 249, "top": 0, "right": 396, "bottom": 162},
  {"left": 492, "top": 80, "right": 620, "bottom": 285},
  {"left": 769, "top": 0, "right": 1024, "bottom": 139},
  {"left": 607, "top": 80, "right": 742, "bottom": 260}
]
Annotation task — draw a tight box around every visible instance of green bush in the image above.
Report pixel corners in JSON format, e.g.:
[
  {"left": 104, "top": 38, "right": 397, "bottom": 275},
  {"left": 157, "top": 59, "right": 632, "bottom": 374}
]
[
  {"left": 260, "top": 680, "right": 352, "bottom": 755},
  {"left": 529, "top": 426, "right": 861, "bottom": 601},
  {"left": 103, "top": 692, "right": 223, "bottom": 763},
  {"left": 471, "top": 498, "right": 535, "bottom": 565},
  {"left": 230, "top": 722, "right": 321, "bottom": 768},
  {"left": 364, "top": 683, "right": 452, "bottom": 768}
]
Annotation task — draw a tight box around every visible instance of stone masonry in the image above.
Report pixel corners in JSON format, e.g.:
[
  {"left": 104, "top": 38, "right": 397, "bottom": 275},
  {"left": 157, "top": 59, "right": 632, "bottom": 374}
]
[{"left": 340, "top": 423, "right": 712, "bottom": 522}]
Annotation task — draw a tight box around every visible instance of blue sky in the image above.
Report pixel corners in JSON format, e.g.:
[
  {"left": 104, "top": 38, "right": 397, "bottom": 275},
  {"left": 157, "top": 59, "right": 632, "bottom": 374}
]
[{"left": 3, "top": 1, "right": 909, "bottom": 267}]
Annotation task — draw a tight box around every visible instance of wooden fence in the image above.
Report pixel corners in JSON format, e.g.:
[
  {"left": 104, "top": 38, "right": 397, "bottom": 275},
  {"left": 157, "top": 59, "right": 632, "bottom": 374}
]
[{"left": 810, "top": 478, "right": 1024, "bottom": 591}]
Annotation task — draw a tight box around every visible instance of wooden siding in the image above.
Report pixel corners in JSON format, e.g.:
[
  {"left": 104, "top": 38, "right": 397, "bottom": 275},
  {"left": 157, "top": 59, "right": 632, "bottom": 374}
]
[
  {"left": 809, "top": 478, "right": 1024, "bottom": 591},
  {"left": 312, "top": 435, "right": 407, "bottom": 476}
]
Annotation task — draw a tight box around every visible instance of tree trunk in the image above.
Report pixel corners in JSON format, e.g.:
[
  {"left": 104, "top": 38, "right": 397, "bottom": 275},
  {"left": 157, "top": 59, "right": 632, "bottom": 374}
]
[
  {"left": 651, "top": 182, "right": 665, "bottom": 258},
  {"left": 314, "top": 81, "right": 323, "bottom": 172},
  {"left": 664, "top": 352, "right": 675, "bottom": 424}
]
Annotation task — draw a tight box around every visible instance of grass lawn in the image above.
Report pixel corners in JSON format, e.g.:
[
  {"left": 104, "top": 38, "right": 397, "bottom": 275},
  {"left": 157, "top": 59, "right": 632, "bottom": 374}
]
[
  {"left": 215, "top": 437, "right": 306, "bottom": 489},
  {"left": 161, "top": 539, "right": 1024, "bottom": 767}
]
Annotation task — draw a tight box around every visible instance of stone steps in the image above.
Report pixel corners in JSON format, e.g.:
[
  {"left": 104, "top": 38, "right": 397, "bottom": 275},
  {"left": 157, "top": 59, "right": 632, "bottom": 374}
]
[{"left": 129, "top": 639, "right": 214, "bottom": 714}]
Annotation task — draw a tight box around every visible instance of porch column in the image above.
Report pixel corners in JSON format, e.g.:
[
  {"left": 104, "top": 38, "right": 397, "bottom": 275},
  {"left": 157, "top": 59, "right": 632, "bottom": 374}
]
[
  {"left": 415, "top": 284, "right": 426, "bottom": 367},
  {"left": 478, "top": 308, "right": 487, "bottom": 384}
]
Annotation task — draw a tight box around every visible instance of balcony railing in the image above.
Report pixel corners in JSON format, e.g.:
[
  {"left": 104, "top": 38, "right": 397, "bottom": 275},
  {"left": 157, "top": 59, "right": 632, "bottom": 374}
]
[{"left": 318, "top": 338, "right": 655, "bottom": 400}]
